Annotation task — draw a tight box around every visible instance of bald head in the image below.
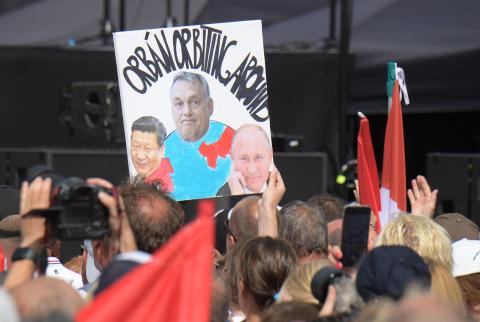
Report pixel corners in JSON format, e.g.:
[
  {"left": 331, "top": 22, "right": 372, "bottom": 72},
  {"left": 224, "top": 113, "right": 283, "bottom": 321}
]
[
  {"left": 227, "top": 196, "right": 260, "bottom": 252},
  {"left": 230, "top": 124, "right": 272, "bottom": 193},
  {"left": 120, "top": 181, "right": 185, "bottom": 253},
  {"left": 12, "top": 277, "right": 84, "bottom": 320}
]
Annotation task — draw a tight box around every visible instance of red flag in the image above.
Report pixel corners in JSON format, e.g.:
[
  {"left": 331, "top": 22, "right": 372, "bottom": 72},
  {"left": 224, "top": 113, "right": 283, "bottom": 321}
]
[
  {"left": 380, "top": 81, "right": 406, "bottom": 227},
  {"left": 357, "top": 115, "right": 381, "bottom": 233},
  {"left": 0, "top": 245, "right": 5, "bottom": 272},
  {"left": 76, "top": 200, "right": 215, "bottom": 322}
]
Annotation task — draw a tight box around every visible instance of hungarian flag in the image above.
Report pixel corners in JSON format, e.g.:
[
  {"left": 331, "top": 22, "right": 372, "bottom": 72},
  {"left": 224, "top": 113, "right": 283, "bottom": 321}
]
[
  {"left": 379, "top": 81, "right": 406, "bottom": 227},
  {"left": 357, "top": 114, "right": 381, "bottom": 233},
  {"left": 76, "top": 199, "right": 215, "bottom": 322}
]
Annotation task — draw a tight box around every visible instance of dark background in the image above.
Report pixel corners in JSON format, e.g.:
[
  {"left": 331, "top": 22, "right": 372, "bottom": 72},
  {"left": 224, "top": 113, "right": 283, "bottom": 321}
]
[{"left": 0, "top": 0, "right": 479, "bottom": 223}]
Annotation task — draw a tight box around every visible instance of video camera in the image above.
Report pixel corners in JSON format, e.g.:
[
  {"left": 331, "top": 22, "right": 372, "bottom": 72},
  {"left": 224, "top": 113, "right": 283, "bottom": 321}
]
[{"left": 27, "top": 165, "right": 111, "bottom": 240}]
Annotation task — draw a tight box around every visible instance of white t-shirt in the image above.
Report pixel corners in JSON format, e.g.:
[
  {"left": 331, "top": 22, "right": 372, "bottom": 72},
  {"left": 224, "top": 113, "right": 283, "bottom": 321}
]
[{"left": 46, "top": 257, "right": 84, "bottom": 289}]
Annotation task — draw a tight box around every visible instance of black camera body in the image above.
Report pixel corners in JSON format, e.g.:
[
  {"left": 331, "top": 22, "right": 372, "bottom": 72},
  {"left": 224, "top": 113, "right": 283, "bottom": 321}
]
[{"left": 49, "top": 177, "right": 110, "bottom": 240}]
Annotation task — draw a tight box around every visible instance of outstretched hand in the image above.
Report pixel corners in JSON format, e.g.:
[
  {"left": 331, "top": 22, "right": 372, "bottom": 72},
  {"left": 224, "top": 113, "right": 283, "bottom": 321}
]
[
  {"left": 407, "top": 175, "right": 437, "bottom": 218},
  {"left": 262, "top": 167, "right": 286, "bottom": 210},
  {"left": 19, "top": 177, "right": 52, "bottom": 247},
  {"left": 87, "top": 178, "right": 137, "bottom": 255},
  {"left": 258, "top": 168, "right": 285, "bottom": 237}
]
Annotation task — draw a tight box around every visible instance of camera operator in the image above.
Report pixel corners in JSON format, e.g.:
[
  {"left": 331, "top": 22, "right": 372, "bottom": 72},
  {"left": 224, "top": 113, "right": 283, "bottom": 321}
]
[{"left": 3, "top": 176, "right": 137, "bottom": 291}]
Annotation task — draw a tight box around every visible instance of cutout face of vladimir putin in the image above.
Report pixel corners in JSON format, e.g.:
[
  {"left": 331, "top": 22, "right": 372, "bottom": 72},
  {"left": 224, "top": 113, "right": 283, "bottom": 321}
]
[
  {"left": 170, "top": 72, "right": 213, "bottom": 143},
  {"left": 228, "top": 124, "right": 273, "bottom": 194},
  {"left": 130, "top": 116, "right": 166, "bottom": 177}
]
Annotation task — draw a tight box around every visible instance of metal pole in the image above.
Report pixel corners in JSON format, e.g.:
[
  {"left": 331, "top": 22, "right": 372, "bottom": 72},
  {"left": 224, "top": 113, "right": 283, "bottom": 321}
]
[
  {"left": 337, "top": 0, "right": 353, "bottom": 166},
  {"left": 119, "top": 0, "right": 126, "bottom": 31},
  {"left": 102, "top": 0, "right": 112, "bottom": 45},
  {"left": 329, "top": 0, "right": 336, "bottom": 43},
  {"left": 184, "top": 0, "right": 190, "bottom": 25}
]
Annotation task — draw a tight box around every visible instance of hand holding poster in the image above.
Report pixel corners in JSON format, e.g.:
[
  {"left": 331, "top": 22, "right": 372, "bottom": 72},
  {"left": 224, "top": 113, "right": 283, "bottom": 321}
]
[{"left": 113, "top": 20, "right": 273, "bottom": 201}]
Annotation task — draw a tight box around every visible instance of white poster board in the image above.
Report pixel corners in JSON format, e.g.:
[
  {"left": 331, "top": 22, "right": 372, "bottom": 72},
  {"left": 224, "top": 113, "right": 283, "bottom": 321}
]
[{"left": 113, "top": 20, "right": 272, "bottom": 201}]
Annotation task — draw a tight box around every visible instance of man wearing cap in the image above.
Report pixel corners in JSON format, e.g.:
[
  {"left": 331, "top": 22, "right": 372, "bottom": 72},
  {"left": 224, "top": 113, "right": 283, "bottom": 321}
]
[
  {"left": 452, "top": 238, "right": 480, "bottom": 320},
  {"left": 434, "top": 213, "right": 480, "bottom": 242}
]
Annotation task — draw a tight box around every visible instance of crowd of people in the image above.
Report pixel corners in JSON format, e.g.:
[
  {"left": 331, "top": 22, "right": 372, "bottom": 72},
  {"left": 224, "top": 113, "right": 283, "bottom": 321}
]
[{"left": 0, "top": 168, "right": 480, "bottom": 322}]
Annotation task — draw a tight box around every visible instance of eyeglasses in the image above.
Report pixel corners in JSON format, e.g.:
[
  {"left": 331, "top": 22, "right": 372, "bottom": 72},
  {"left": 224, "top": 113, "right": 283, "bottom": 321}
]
[{"left": 224, "top": 219, "right": 237, "bottom": 243}]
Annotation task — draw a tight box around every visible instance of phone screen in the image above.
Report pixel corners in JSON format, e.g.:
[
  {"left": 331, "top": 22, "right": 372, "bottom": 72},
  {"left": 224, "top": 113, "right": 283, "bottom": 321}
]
[{"left": 341, "top": 206, "right": 371, "bottom": 267}]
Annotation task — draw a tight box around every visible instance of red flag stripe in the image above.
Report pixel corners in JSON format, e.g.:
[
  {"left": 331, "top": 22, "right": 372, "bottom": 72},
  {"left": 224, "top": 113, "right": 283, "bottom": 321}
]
[
  {"left": 357, "top": 116, "right": 382, "bottom": 233},
  {"left": 381, "top": 81, "right": 407, "bottom": 212}
]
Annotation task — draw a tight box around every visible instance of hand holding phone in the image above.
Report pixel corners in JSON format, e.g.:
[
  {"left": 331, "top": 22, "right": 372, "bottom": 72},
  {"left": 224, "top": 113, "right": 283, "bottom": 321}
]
[{"left": 341, "top": 206, "right": 371, "bottom": 267}]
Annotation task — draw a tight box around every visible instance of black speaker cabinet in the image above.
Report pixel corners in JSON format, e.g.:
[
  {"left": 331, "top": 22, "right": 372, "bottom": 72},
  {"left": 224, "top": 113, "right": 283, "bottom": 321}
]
[
  {"left": 0, "top": 148, "right": 129, "bottom": 187},
  {"left": 427, "top": 153, "right": 480, "bottom": 227}
]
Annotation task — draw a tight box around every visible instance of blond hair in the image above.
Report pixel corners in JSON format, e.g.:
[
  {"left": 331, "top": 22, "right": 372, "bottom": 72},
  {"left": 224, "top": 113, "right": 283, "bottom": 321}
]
[
  {"left": 376, "top": 214, "right": 453, "bottom": 271},
  {"left": 425, "top": 258, "right": 466, "bottom": 315},
  {"left": 279, "top": 259, "right": 331, "bottom": 305}
]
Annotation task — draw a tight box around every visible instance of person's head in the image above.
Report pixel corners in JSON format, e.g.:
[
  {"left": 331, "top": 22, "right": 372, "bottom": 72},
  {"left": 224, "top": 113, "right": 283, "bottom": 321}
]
[
  {"left": 327, "top": 219, "right": 343, "bottom": 247},
  {"left": 226, "top": 237, "right": 297, "bottom": 316},
  {"left": 356, "top": 245, "right": 432, "bottom": 303},
  {"left": 211, "top": 270, "right": 231, "bottom": 322},
  {"left": 90, "top": 238, "right": 111, "bottom": 272},
  {"left": 434, "top": 213, "right": 480, "bottom": 242},
  {"left": 261, "top": 302, "right": 319, "bottom": 322},
  {"left": 81, "top": 239, "right": 102, "bottom": 285},
  {"left": 120, "top": 181, "right": 185, "bottom": 253},
  {"left": 351, "top": 297, "right": 395, "bottom": 322},
  {"left": 386, "top": 293, "right": 469, "bottom": 322},
  {"left": 170, "top": 71, "right": 213, "bottom": 142},
  {"left": 452, "top": 239, "right": 480, "bottom": 319},
  {"left": 279, "top": 201, "right": 328, "bottom": 262},
  {"left": 226, "top": 196, "right": 260, "bottom": 252},
  {"left": 456, "top": 273, "right": 480, "bottom": 320},
  {"left": 308, "top": 193, "right": 345, "bottom": 223},
  {"left": 0, "top": 287, "right": 19, "bottom": 322},
  {"left": 230, "top": 124, "right": 273, "bottom": 193},
  {"left": 11, "top": 277, "right": 84, "bottom": 321},
  {"left": 130, "top": 116, "right": 167, "bottom": 178},
  {"left": 376, "top": 214, "right": 453, "bottom": 271},
  {"left": 424, "top": 258, "right": 466, "bottom": 315},
  {"left": 279, "top": 259, "right": 332, "bottom": 305}
]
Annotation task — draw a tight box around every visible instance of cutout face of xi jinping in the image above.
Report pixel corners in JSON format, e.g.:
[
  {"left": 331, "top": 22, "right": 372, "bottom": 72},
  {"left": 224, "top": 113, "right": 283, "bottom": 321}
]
[
  {"left": 130, "top": 131, "right": 164, "bottom": 177},
  {"left": 170, "top": 79, "right": 213, "bottom": 143}
]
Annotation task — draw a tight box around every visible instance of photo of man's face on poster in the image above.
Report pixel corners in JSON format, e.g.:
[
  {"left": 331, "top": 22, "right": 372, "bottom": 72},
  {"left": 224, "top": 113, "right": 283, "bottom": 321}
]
[
  {"left": 228, "top": 124, "right": 273, "bottom": 194},
  {"left": 129, "top": 116, "right": 166, "bottom": 177},
  {"left": 170, "top": 72, "right": 214, "bottom": 143}
]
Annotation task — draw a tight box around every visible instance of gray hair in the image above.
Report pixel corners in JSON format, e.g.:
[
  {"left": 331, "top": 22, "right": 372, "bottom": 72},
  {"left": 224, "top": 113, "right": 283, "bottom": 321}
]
[
  {"left": 279, "top": 201, "right": 328, "bottom": 257},
  {"left": 170, "top": 71, "right": 210, "bottom": 99}
]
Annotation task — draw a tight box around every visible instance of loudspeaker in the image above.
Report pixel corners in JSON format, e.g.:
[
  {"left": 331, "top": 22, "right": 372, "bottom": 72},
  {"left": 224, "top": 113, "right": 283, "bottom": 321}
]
[
  {"left": 274, "top": 152, "right": 327, "bottom": 202},
  {"left": 0, "top": 148, "right": 129, "bottom": 188},
  {"left": 61, "top": 82, "right": 124, "bottom": 144},
  {"left": 427, "top": 153, "right": 480, "bottom": 227}
]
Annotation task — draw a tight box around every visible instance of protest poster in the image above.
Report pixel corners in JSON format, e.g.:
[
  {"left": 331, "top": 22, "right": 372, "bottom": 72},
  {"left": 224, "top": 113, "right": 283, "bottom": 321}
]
[{"left": 113, "top": 20, "right": 272, "bottom": 201}]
